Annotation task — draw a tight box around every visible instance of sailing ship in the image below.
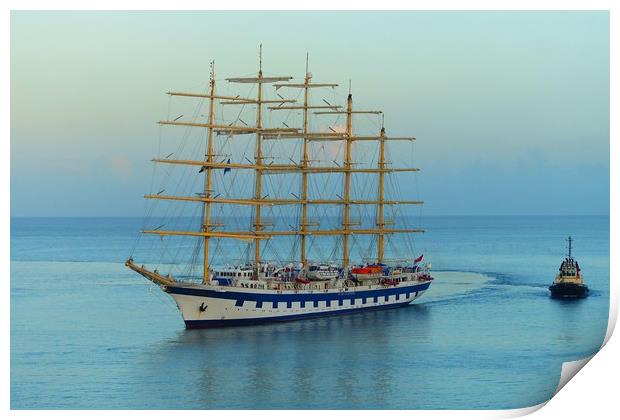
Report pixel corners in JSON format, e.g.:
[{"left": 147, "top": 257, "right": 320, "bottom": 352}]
[
  {"left": 126, "top": 47, "right": 433, "bottom": 328},
  {"left": 549, "top": 236, "right": 588, "bottom": 298}
]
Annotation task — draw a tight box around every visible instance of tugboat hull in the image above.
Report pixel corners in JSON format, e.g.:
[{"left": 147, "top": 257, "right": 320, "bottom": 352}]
[{"left": 549, "top": 283, "right": 589, "bottom": 299}]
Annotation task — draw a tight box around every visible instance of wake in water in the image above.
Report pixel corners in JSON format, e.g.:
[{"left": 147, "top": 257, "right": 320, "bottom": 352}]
[{"left": 419, "top": 271, "right": 494, "bottom": 303}]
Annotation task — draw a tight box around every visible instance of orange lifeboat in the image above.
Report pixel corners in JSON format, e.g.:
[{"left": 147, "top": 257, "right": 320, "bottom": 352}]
[{"left": 351, "top": 265, "right": 383, "bottom": 275}]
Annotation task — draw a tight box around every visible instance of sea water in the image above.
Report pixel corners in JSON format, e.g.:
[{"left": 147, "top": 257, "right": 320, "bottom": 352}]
[{"left": 10, "top": 216, "right": 609, "bottom": 409}]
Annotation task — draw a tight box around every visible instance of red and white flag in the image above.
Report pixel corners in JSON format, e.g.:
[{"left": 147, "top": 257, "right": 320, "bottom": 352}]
[{"left": 414, "top": 255, "right": 424, "bottom": 264}]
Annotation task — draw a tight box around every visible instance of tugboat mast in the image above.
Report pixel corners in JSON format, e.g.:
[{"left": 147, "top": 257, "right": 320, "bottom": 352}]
[{"left": 568, "top": 236, "right": 572, "bottom": 259}]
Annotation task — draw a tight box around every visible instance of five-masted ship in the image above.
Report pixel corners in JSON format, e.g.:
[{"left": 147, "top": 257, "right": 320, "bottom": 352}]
[{"left": 126, "top": 48, "right": 433, "bottom": 328}]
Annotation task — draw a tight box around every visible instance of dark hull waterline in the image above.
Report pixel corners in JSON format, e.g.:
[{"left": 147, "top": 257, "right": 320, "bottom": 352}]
[{"left": 549, "top": 283, "right": 589, "bottom": 299}]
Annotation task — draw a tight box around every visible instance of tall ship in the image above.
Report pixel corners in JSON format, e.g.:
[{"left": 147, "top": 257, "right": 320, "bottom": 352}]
[
  {"left": 549, "top": 236, "right": 588, "bottom": 298},
  {"left": 126, "top": 48, "right": 433, "bottom": 328}
]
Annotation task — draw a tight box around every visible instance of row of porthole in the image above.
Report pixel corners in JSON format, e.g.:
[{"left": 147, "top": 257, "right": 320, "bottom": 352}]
[
  {"left": 231, "top": 300, "right": 400, "bottom": 313},
  {"left": 233, "top": 295, "right": 410, "bottom": 310}
]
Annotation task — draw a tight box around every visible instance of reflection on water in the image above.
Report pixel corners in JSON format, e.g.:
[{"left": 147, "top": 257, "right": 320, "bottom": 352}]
[
  {"left": 150, "top": 306, "right": 432, "bottom": 408},
  {"left": 550, "top": 298, "right": 596, "bottom": 352}
]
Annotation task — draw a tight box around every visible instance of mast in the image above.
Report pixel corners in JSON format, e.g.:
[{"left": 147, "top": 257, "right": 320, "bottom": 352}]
[
  {"left": 568, "top": 236, "right": 572, "bottom": 259},
  {"left": 202, "top": 61, "right": 216, "bottom": 284},
  {"left": 139, "top": 56, "right": 426, "bottom": 275},
  {"left": 301, "top": 54, "right": 310, "bottom": 267},
  {"left": 343, "top": 88, "right": 353, "bottom": 269},
  {"left": 254, "top": 45, "right": 264, "bottom": 271},
  {"left": 269, "top": 61, "right": 340, "bottom": 267},
  {"left": 377, "top": 121, "right": 386, "bottom": 263}
]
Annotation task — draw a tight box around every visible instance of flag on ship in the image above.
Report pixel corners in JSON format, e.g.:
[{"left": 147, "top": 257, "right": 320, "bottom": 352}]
[{"left": 414, "top": 255, "right": 424, "bottom": 263}]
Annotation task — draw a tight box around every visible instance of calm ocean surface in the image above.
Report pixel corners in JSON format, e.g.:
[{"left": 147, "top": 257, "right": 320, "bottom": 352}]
[{"left": 10, "top": 216, "right": 609, "bottom": 409}]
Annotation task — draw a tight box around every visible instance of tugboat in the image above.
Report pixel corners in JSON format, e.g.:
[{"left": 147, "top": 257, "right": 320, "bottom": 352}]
[{"left": 549, "top": 236, "right": 589, "bottom": 298}]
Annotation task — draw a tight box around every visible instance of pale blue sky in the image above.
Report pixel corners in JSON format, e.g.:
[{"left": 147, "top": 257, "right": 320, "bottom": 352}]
[{"left": 11, "top": 11, "right": 609, "bottom": 216}]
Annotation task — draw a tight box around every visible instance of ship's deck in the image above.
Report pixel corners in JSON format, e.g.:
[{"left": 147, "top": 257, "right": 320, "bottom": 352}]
[{"left": 166, "top": 278, "right": 429, "bottom": 295}]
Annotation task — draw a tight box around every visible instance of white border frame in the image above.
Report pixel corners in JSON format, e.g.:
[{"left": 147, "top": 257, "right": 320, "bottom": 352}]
[{"left": 4, "top": 2, "right": 616, "bottom": 419}]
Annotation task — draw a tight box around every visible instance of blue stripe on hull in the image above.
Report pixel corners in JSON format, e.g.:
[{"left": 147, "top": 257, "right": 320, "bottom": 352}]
[
  {"left": 184, "top": 301, "right": 412, "bottom": 329},
  {"left": 167, "top": 282, "right": 430, "bottom": 304}
]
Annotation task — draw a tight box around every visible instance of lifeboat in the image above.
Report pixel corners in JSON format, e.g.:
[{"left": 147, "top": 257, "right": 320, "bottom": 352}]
[
  {"left": 382, "top": 278, "right": 398, "bottom": 286},
  {"left": 417, "top": 273, "right": 434, "bottom": 282},
  {"left": 351, "top": 264, "right": 384, "bottom": 280},
  {"left": 295, "top": 277, "right": 310, "bottom": 284},
  {"left": 306, "top": 264, "right": 340, "bottom": 280}
]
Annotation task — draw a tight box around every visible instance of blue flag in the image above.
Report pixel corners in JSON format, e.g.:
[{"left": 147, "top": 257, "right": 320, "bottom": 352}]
[{"left": 224, "top": 159, "right": 231, "bottom": 175}]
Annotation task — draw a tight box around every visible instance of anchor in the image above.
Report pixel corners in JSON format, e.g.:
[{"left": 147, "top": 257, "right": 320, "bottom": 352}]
[{"left": 199, "top": 302, "right": 207, "bottom": 312}]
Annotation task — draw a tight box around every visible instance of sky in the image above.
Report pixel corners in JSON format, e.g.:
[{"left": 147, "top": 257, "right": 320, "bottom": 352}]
[{"left": 10, "top": 11, "right": 610, "bottom": 217}]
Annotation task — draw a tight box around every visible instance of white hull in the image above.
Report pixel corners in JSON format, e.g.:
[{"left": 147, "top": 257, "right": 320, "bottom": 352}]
[{"left": 166, "top": 279, "right": 431, "bottom": 328}]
